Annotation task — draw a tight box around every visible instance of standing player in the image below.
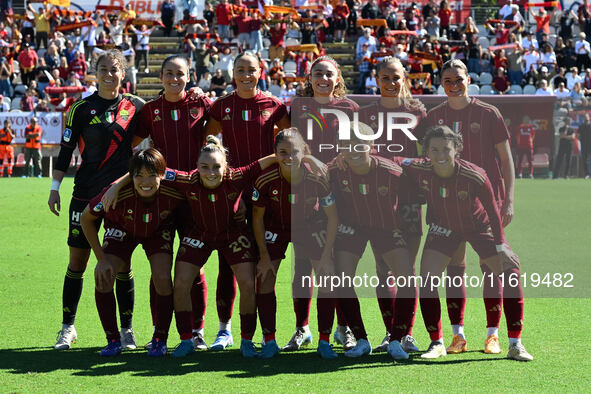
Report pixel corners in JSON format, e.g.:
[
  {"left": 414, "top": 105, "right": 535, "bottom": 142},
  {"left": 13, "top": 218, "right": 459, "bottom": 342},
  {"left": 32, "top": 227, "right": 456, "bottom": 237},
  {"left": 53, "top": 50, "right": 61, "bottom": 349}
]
[
  {"left": 359, "top": 56, "right": 425, "bottom": 353},
  {"left": 329, "top": 123, "right": 417, "bottom": 360},
  {"left": 515, "top": 116, "right": 536, "bottom": 179},
  {"left": 132, "top": 55, "right": 213, "bottom": 350},
  {"left": 251, "top": 128, "right": 339, "bottom": 359},
  {"left": 287, "top": 56, "right": 359, "bottom": 351},
  {"left": 402, "top": 125, "right": 533, "bottom": 361},
  {"left": 81, "top": 149, "right": 184, "bottom": 356},
  {"left": 205, "top": 51, "right": 290, "bottom": 351},
  {"left": 417, "top": 59, "right": 517, "bottom": 355},
  {"left": 0, "top": 120, "right": 15, "bottom": 177},
  {"left": 49, "top": 50, "right": 145, "bottom": 351}
]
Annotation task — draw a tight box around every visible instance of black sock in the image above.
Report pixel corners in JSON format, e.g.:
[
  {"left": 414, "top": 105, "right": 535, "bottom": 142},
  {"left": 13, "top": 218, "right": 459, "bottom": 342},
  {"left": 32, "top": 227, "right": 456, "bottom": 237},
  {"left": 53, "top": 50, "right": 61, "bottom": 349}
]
[
  {"left": 115, "top": 270, "right": 135, "bottom": 329},
  {"left": 62, "top": 268, "right": 84, "bottom": 325}
]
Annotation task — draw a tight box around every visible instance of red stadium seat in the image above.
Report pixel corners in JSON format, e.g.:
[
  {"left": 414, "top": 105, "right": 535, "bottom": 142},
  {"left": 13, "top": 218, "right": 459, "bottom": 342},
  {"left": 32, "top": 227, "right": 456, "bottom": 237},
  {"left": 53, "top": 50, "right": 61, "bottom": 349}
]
[{"left": 15, "top": 153, "right": 25, "bottom": 167}]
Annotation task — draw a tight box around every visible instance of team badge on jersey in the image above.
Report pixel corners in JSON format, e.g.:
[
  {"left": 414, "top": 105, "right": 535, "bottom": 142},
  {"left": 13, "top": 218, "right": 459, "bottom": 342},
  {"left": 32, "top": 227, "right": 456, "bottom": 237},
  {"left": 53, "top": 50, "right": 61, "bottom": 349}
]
[
  {"left": 119, "top": 109, "right": 130, "bottom": 121},
  {"left": 63, "top": 128, "right": 72, "bottom": 142},
  {"left": 470, "top": 122, "right": 481, "bottom": 133},
  {"left": 288, "top": 194, "right": 297, "bottom": 204},
  {"left": 252, "top": 188, "right": 260, "bottom": 201},
  {"left": 165, "top": 170, "right": 176, "bottom": 181},
  {"left": 242, "top": 110, "right": 252, "bottom": 121},
  {"left": 105, "top": 112, "right": 115, "bottom": 123},
  {"left": 439, "top": 186, "right": 448, "bottom": 198},
  {"left": 208, "top": 193, "right": 217, "bottom": 202},
  {"left": 93, "top": 202, "right": 104, "bottom": 212},
  {"left": 378, "top": 186, "right": 388, "bottom": 196},
  {"left": 190, "top": 108, "right": 201, "bottom": 119},
  {"left": 457, "top": 190, "right": 468, "bottom": 200},
  {"left": 451, "top": 121, "right": 461, "bottom": 133},
  {"left": 171, "top": 109, "right": 180, "bottom": 121},
  {"left": 261, "top": 110, "right": 271, "bottom": 119},
  {"left": 359, "top": 184, "right": 369, "bottom": 195}
]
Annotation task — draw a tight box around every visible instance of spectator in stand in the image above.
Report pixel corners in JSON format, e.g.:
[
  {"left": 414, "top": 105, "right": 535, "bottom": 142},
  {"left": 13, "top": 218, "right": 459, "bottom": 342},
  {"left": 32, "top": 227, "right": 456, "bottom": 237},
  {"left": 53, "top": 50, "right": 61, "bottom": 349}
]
[
  {"left": 405, "top": 3, "right": 420, "bottom": 32},
  {"left": 570, "top": 82, "right": 587, "bottom": 107},
  {"left": 131, "top": 24, "right": 153, "bottom": 73},
  {"left": 44, "top": 44, "right": 60, "bottom": 68},
  {"left": 216, "top": 0, "right": 233, "bottom": 41},
  {"left": 161, "top": 0, "right": 176, "bottom": 37},
  {"left": 553, "top": 117, "right": 576, "bottom": 178},
  {"left": 187, "top": 39, "right": 214, "bottom": 81},
  {"left": 257, "top": 51, "right": 269, "bottom": 91},
  {"left": 346, "top": 0, "right": 360, "bottom": 37},
  {"left": 535, "top": 78, "right": 553, "bottom": 95},
  {"left": 479, "top": 51, "right": 492, "bottom": 74},
  {"left": 582, "top": 68, "right": 591, "bottom": 94},
  {"left": 425, "top": 10, "right": 440, "bottom": 39},
  {"left": 553, "top": 66, "right": 567, "bottom": 89},
  {"left": 198, "top": 70, "right": 212, "bottom": 95},
  {"left": 210, "top": 68, "right": 227, "bottom": 96},
  {"left": 249, "top": 12, "right": 263, "bottom": 53},
  {"left": 334, "top": 0, "right": 350, "bottom": 43},
  {"left": 301, "top": 21, "right": 319, "bottom": 45},
  {"left": 461, "top": 16, "right": 479, "bottom": 42},
  {"left": 215, "top": 46, "right": 235, "bottom": 82},
  {"left": 507, "top": 45, "right": 524, "bottom": 86},
  {"left": 186, "top": 0, "right": 200, "bottom": 19},
  {"left": 18, "top": 43, "right": 38, "bottom": 86},
  {"left": 357, "top": 28, "right": 377, "bottom": 54},
  {"left": 530, "top": 7, "right": 554, "bottom": 44},
  {"left": 0, "top": 57, "right": 10, "bottom": 97},
  {"left": 505, "top": 5, "right": 524, "bottom": 26},
  {"left": 119, "top": 3, "right": 136, "bottom": 22},
  {"left": 575, "top": 32, "right": 590, "bottom": 71},
  {"left": 356, "top": 42, "right": 372, "bottom": 93},
  {"left": 23, "top": 116, "right": 42, "bottom": 178},
  {"left": 51, "top": 68, "right": 64, "bottom": 87},
  {"left": 492, "top": 66, "right": 510, "bottom": 94},
  {"left": 110, "top": 19, "right": 124, "bottom": 46},
  {"left": 558, "top": 9, "right": 577, "bottom": 43},
  {"left": 554, "top": 81, "right": 571, "bottom": 109},
  {"left": 235, "top": 10, "right": 251, "bottom": 49},
  {"left": 393, "top": 43, "right": 408, "bottom": 63},
  {"left": 422, "top": 0, "right": 437, "bottom": 20},
  {"left": 438, "top": 0, "right": 451, "bottom": 38},
  {"left": 498, "top": 0, "right": 514, "bottom": 20},
  {"left": 567, "top": 66, "right": 584, "bottom": 89},
  {"left": 522, "top": 44, "right": 541, "bottom": 73},
  {"left": 269, "top": 58, "right": 285, "bottom": 84},
  {"left": 69, "top": 51, "right": 87, "bottom": 80},
  {"left": 365, "top": 68, "right": 378, "bottom": 94},
  {"left": 35, "top": 98, "right": 50, "bottom": 112},
  {"left": 65, "top": 71, "right": 82, "bottom": 87},
  {"left": 486, "top": 21, "right": 518, "bottom": 45},
  {"left": 362, "top": 0, "right": 381, "bottom": 20},
  {"left": 521, "top": 31, "right": 538, "bottom": 50},
  {"left": 52, "top": 91, "right": 75, "bottom": 111},
  {"left": 536, "top": 65, "right": 552, "bottom": 85},
  {"left": 21, "top": 88, "right": 36, "bottom": 111},
  {"left": 492, "top": 48, "right": 509, "bottom": 72},
  {"left": 540, "top": 43, "right": 557, "bottom": 71},
  {"left": 267, "top": 22, "right": 287, "bottom": 62},
  {"left": 29, "top": 3, "right": 50, "bottom": 49},
  {"left": 35, "top": 57, "right": 51, "bottom": 96},
  {"left": 578, "top": 113, "right": 591, "bottom": 178}
]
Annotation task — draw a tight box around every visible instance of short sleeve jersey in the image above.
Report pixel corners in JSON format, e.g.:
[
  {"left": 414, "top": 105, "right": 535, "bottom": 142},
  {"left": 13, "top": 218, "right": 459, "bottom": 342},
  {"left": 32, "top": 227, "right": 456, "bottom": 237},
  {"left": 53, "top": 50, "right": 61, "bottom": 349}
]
[
  {"left": 136, "top": 94, "right": 213, "bottom": 171},
  {"left": 252, "top": 163, "right": 331, "bottom": 233},
  {"left": 328, "top": 155, "right": 402, "bottom": 230},
  {"left": 88, "top": 184, "right": 185, "bottom": 239},
  {"left": 162, "top": 161, "right": 262, "bottom": 241},
  {"left": 210, "top": 90, "right": 288, "bottom": 167},
  {"left": 400, "top": 157, "right": 506, "bottom": 244},
  {"left": 417, "top": 97, "right": 510, "bottom": 202},
  {"left": 56, "top": 92, "right": 145, "bottom": 200}
]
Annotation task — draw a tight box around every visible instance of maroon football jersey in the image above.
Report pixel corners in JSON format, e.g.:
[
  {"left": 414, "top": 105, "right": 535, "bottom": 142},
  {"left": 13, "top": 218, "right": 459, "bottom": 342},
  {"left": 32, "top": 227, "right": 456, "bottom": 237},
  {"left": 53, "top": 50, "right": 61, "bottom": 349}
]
[
  {"left": 328, "top": 155, "right": 403, "bottom": 230},
  {"left": 162, "top": 162, "right": 262, "bottom": 241},
  {"left": 89, "top": 184, "right": 185, "bottom": 239},
  {"left": 400, "top": 157, "right": 506, "bottom": 245},
  {"left": 135, "top": 94, "right": 213, "bottom": 171},
  {"left": 290, "top": 96, "right": 360, "bottom": 163},
  {"left": 417, "top": 98, "right": 510, "bottom": 202},
  {"left": 252, "top": 163, "right": 331, "bottom": 232},
  {"left": 210, "top": 90, "right": 288, "bottom": 167}
]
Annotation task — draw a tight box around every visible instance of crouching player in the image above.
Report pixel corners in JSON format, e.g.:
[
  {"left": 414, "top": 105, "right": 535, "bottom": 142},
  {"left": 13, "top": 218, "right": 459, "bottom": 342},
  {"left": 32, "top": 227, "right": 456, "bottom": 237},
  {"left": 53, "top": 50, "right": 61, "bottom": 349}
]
[
  {"left": 401, "top": 126, "right": 533, "bottom": 361},
  {"left": 81, "top": 149, "right": 184, "bottom": 357},
  {"left": 251, "top": 128, "right": 339, "bottom": 359},
  {"left": 330, "top": 123, "right": 417, "bottom": 360}
]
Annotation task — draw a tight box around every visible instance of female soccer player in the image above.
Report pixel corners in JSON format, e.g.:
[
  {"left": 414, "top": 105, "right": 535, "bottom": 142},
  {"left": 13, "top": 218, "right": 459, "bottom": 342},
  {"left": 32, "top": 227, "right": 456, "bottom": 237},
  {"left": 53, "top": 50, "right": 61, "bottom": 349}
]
[
  {"left": 287, "top": 55, "right": 359, "bottom": 351},
  {"left": 81, "top": 149, "right": 184, "bottom": 357},
  {"left": 402, "top": 125, "right": 532, "bottom": 361},
  {"left": 330, "top": 123, "right": 417, "bottom": 360},
  {"left": 417, "top": 59, "right": 517, "bottom": 355},
  {"left": 48, "top": 50, "right": 145, "bottom": 351},
  {"left": 359, "top": 56, "right": 425, "bottom": 353},
  {"left": 133, "top": 55, "right": 213, "bottom": 350},
  {"left": 251, "top": 128, "right": 339, "bottom": 359},
  {"left": 204, "top": 51, "right": 290, "bottom": 351}
]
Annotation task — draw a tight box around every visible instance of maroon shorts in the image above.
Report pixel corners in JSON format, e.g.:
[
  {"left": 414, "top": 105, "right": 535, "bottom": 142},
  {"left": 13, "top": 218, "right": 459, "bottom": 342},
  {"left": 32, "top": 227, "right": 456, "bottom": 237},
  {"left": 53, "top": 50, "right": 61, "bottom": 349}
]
[
  {"left": 176, "top": 231, "right": 257, "bottom": 267},
  {"left": 102, "top": 222, "right": 175, "bottom": 262},
  {"left": 292, "top": 221, "right": 329, "bottom": 261},
  {"left": 423, "top": 223, "right": 500, "bottom": 260},
  {"left": 396, "top": 202, "right": 424, "bottom": 237},
  {"left": 334, "top": 223, "right": 407, "bottom": 257},
  {"left": 262, "top": 229, "right": 290, "bottom": 261}
]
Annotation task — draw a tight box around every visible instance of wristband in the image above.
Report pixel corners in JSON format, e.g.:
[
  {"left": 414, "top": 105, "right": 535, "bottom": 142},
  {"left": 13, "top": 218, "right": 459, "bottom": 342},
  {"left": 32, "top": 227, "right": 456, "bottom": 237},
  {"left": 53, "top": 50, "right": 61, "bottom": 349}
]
[{"left": 50, "top": 179, "right": 61, "bottom": 192}]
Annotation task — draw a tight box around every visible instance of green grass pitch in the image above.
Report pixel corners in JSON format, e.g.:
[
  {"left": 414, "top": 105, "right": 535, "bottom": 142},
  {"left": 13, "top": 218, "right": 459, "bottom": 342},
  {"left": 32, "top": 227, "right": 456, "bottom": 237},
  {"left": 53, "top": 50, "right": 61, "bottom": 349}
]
[{"left": 1, "top": 177, "right": 590, "bottom": 392}]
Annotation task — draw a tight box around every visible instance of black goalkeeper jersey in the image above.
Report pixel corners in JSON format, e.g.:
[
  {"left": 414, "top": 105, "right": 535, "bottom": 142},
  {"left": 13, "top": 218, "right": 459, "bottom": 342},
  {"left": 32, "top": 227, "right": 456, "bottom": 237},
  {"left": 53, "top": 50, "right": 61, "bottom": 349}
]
[{"left": 55, "top": 92, "right": 145, "bottom": 200}]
